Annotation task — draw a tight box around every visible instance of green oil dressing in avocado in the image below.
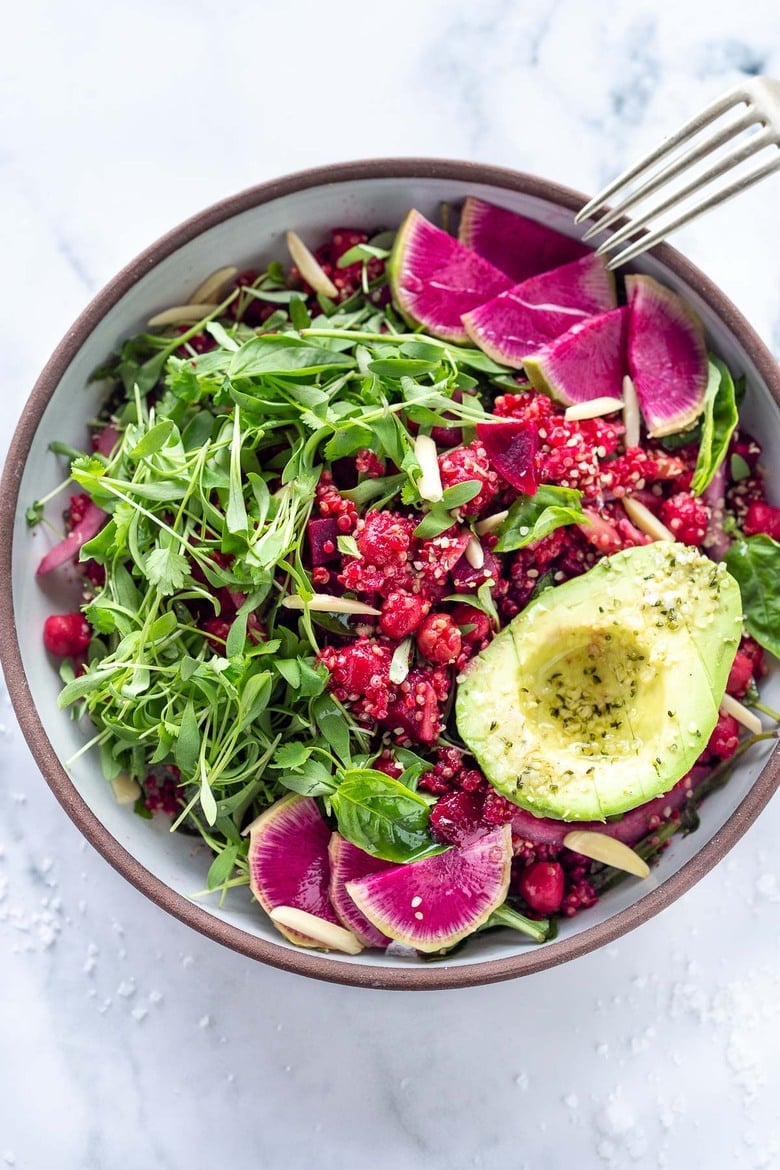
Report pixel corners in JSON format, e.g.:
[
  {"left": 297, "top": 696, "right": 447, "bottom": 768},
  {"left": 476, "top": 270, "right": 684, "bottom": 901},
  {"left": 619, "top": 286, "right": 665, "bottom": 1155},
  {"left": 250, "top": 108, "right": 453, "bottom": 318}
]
[{"left": 456, "top": 542, "right": 742, "bottom": 822}]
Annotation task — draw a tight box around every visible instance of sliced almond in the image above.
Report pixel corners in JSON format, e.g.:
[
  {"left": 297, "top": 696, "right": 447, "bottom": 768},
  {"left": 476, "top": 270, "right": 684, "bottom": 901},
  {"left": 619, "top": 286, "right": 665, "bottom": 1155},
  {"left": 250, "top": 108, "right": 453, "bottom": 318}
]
[
  {"left": 286, "top": 230, "right": 338, "bottom": 298},
  {"left": 622, "top": 496, "right": 675, "bottom": 542},
  {"left": 111, "top": 773, "right": 142, "bottom": 806},
  {"left": 414, "top": 433, "right": 444, "bottom": 503},
  {"left": 269, "top": 906, "right": 363, "bottom": 954},
  {"left": 475, "top": 510, "right": 508, "bottom": 536},
  {"left": 464, "top": 536, "right": 485, "bottom": 569},
  {"left": 564, "top": 396, "right": 624, "bottom": 421},
  {"left": 720, "top": 692, "right": 763, "bottom": 735},
  {"left": 188, "top": 265, "right": 238, "bottom": 306},
  {"left": 563, "top": 830, "right": 650, "bottom": 878},
  {"left": 281, "top": 593, "right": 381, "bottom": 616},
  {"left": 622, "top": 374, "right": 641, "bottom": 449},
  {"left": 147, "top": 303, "right": 219, "bottom": 327}
]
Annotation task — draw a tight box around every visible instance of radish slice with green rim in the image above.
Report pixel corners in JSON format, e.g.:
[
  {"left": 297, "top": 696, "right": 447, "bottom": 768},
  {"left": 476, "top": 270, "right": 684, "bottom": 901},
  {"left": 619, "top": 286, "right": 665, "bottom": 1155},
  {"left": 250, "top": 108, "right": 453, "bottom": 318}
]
[
  {"left": 345, "top": 825, "right": 512, "bottom": 952},
  {"left": 247, "top": 794, "right": 340, "bottom": 948}
]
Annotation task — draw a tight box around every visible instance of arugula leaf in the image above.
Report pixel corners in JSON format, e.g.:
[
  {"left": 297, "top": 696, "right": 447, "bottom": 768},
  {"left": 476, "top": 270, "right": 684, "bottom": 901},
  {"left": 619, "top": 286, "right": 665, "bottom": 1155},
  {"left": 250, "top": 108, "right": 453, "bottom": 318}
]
[
  {"left": 494, "top": 485, "right": 585, "bottom": 552},
  {"left": 724, "top": 535, "right": 780, "bottom": 657},
  {"left": 331, "top": 770, "right": 447, "bottom": 863},
  {"left": 691, "top": 358, "right": 739, "bottom": 495}
]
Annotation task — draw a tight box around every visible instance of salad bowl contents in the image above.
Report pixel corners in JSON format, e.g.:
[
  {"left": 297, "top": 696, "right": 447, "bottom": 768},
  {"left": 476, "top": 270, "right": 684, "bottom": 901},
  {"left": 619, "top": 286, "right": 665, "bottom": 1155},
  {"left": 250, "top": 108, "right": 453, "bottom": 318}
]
[{"left": 2, "top": 161, "right": 779, "bottom": 989}]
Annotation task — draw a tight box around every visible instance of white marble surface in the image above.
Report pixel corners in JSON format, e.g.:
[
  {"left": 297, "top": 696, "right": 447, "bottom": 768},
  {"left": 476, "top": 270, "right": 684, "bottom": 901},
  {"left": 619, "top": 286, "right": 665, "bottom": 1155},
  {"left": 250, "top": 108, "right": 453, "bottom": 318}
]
[{"left": 1, "top": 2, "right": 780, "bottom": 1167}]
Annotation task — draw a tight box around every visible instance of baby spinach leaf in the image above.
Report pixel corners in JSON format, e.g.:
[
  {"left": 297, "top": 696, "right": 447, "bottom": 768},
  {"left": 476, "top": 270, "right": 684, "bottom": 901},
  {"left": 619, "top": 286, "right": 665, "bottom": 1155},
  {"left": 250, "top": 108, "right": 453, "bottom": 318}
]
[
  {"left": 691, "top": 358, "right": 739, "bottom": 495},
  {"left": 724, "top": 535, "right": 780, "bottom": 658},
  {"left": 311, "top": 693, "right": 352, "bottom": 765},
  {"left": 494, "top": 485, "right": 585, "bottom": 552},
  {"left": 229, "top": 336, "right": 354, "bottom": 379},
  {"left": 413, "top": 508, "right": 456, "bottom": 539},
  {"left": 441, "top": 479, "right": 482, "bottom": 510},
  {"left": 331, "top": 770, "right": 446, "bottom": 862}
]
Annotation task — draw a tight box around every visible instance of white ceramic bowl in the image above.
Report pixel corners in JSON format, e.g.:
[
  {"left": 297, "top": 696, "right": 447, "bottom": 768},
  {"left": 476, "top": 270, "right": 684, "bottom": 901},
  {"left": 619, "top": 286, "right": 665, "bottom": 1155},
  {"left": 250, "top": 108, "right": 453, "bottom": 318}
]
[{"left": 1, "top": 159, "right": 778, "bottom": 989}]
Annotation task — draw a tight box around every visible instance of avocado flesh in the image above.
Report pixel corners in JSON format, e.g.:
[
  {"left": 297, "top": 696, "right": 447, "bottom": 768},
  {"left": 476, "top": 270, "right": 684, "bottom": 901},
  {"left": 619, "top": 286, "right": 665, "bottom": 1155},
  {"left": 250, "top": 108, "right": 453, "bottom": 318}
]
[{"left": 456, "top": 542, "right": 743, "bottom": 822}]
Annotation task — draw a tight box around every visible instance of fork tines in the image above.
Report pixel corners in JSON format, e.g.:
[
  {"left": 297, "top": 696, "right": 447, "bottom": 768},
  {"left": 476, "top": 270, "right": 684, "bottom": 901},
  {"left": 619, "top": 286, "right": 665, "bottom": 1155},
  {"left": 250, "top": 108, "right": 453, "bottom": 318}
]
[{"left": 575, "top": 77, "right": 780, "bottom": 269}]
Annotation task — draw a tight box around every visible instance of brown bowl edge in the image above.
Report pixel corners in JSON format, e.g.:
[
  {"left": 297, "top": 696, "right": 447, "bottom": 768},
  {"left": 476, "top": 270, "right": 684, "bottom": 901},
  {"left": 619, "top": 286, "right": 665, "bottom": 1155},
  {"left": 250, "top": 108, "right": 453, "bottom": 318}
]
[{"left": 1, "top": 156, "right": 778, "bottom": 991}]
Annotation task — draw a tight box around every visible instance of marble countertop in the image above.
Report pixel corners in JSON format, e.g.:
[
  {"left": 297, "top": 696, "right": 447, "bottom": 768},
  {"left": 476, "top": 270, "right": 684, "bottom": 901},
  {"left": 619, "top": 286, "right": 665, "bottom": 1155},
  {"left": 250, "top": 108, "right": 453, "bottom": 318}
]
[{"left": 1, "top": 2, "right": 779, "bottom": 1167}]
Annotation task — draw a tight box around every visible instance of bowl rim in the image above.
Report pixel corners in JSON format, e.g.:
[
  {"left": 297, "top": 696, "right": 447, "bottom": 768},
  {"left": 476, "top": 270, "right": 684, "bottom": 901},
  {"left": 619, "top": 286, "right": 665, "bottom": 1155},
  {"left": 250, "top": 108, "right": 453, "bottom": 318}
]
[{"left": 1, "top": 156, "right": 778, "bottom": 990}]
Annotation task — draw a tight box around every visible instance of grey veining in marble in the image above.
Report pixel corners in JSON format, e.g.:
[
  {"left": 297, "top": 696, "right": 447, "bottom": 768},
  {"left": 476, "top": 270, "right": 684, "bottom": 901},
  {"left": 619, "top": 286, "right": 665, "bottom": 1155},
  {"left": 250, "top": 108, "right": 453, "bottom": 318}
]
[{"left": 1, "top": 2, "right": 779, "bottom": 1167}]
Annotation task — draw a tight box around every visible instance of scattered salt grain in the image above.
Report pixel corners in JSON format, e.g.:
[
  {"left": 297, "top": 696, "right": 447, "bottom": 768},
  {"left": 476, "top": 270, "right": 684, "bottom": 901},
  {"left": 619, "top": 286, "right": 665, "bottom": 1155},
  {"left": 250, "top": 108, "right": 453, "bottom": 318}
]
[
  {"left": 514, "top": 1072, "right": 529, "bottom": 1091},
  {"left": 131, "top": 1007, "right": 148, "bottom": 1024},
  {"left": 755, "top": 873, "right": 779, "bottom": 902},
  {"left": 83, "top": 943, "right": 99, "bottom": 975},
  {"left": 199, "top": 1014, "right": 212, "bottom": 1029},
  {"left": 148, "top": 989, "right": 164, "bottom": 1006},
  {"left": 564, "top": 1093, "right": 580, "bottom": 1110}
]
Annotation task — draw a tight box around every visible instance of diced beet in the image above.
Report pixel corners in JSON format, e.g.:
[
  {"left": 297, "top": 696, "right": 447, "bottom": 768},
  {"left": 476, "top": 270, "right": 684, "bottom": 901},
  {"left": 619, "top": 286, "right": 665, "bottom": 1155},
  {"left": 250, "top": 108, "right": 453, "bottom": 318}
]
[
  {"left": 429, "top": 788, "right": 487, "bottom": 846},
  {"left": 518, "top": 861, "right": 565, "bottom": 914},
  {"left": 307, "top": 517, "right": 341, "bottom": 566},
  {"left": 476, "top": 420, "right": 539, "bottom": 494},
  {"left": 450, "top": 547, "right": 500, "bottom": 592},
  {"left": 43, "top": 612, "right": 91, "bottom": 657},
  {"left": 384, "top": 669, "right": 440, "bottom": 744}
]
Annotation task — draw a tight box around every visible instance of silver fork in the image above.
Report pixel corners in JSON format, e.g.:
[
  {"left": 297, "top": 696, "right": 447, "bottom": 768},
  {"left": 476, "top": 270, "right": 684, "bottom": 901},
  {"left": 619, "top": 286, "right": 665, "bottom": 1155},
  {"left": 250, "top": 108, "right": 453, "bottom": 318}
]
[{"left": 575, "top": 76, "right": 780, "bottom": 269}]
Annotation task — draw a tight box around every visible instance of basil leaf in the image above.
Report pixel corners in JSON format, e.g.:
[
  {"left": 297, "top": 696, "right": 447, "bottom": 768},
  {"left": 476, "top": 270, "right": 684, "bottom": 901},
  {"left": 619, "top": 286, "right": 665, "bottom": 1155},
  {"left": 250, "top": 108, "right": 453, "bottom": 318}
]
[
  {"left": 691, "top": 358, "right": 739, "bottom": 495},
  {"left": 494, "top": 485, "right": 585, "bottom": 552},
  {"left": 724, "top": 535, "right": 780, "bottom": 657},
  {"left": 331, "top": 769, "right": 446, "bottom": 862}
]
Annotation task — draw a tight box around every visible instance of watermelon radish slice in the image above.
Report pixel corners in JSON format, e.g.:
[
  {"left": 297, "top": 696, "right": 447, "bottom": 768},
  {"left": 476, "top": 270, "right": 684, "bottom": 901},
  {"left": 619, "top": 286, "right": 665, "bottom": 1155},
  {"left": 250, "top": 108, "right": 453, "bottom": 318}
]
[
  {"left": 523, "top": 306, "right": 629, "bottom": 405},
  {"left": 247, "top": 794, "right": 344, "bottom": 948},
  {"left": 328, "top": 833, "right": 395, "bottom": 948},
  {"left": 459, "top": 197, "right": 590, "bottom": 283},
  {"left": 476, "top": 420, "right": 539, "bottom": 494},
  {"left": 345, "top": 824, "right": 512, "bottom": 952},
  {"left": 462, "top": 254, "right": 617, "bottom": 368},
  {"left": 388, "top": 209, "right": 512, "bottom": 343},
  {"left": 625, "top": 275, "right": 708, "bottom": 438}
]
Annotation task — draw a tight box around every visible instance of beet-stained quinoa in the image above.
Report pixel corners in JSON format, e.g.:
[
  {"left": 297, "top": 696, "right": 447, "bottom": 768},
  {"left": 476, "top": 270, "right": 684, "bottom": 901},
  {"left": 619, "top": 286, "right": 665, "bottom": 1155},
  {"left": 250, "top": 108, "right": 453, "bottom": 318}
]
[{"left": 32, "top": 212, "right": 780, "bottom": 952}]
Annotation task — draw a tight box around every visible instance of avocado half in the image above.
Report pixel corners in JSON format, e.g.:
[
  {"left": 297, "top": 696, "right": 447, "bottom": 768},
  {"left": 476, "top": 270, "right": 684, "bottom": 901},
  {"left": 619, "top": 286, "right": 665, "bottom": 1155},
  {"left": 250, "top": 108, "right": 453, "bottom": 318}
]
[{"left": 456, "top": 542, "right": 743, "bottom": 822}]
